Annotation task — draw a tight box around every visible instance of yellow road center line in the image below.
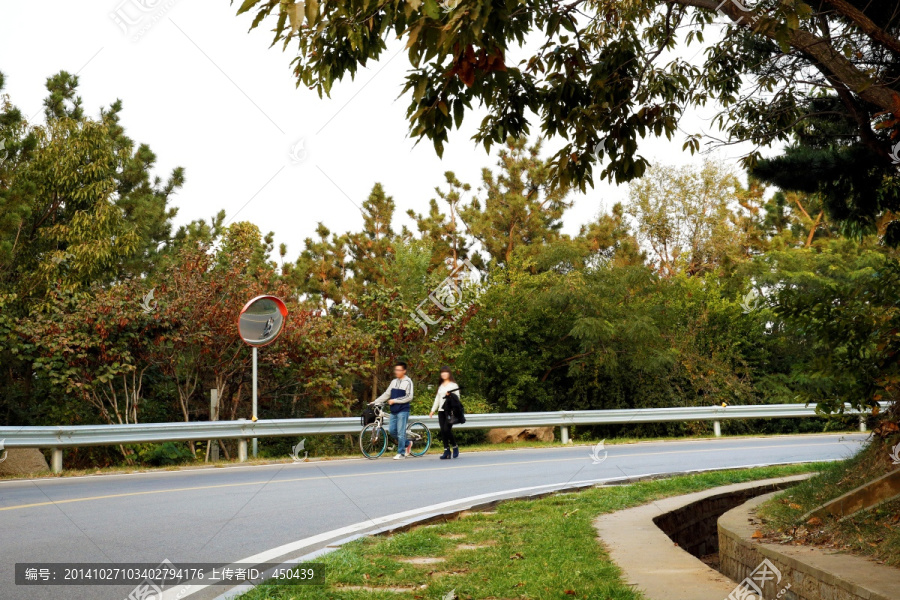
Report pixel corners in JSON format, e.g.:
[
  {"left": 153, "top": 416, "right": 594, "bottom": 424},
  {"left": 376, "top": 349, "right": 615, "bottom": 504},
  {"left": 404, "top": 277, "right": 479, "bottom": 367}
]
[{"left": 0, "top": 441, "right": 854, "bottom": 513}]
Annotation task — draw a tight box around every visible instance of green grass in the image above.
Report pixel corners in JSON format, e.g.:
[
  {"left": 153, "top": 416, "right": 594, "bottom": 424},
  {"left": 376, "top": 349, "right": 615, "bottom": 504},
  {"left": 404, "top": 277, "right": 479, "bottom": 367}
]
[
  {"left": 240, "top": 463, "right": 817, "bottom": 600},
  {"left": 757, "top": 438, "right": 900, "bottom": 566}
]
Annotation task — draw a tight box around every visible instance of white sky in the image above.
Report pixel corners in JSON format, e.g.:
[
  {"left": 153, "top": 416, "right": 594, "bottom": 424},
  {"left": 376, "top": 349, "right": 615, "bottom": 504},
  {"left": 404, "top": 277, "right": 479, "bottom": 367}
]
[{"left": 0, "top": 1, "right": 775, "bottom": 262}]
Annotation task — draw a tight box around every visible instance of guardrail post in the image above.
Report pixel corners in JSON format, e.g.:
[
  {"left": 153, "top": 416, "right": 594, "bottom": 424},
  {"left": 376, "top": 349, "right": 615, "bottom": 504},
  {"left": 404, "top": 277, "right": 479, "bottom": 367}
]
[
  {"left": 859, "top": 415, "right": 867, "bottom": 433},
  {"left": 237, "top": 417, "right": 248, "bottom": 462},
  {"left": 713, "top": 421, "right": 722, "bottom": 437},
  {"left": 209, "top": 389, "right": 219, "bottom": 462},
  {"left": 560, "top": 426, "right": 570, "bottom": 444},
  {"left": 51, "top": 449, "right": 63, "bottom": 473}
]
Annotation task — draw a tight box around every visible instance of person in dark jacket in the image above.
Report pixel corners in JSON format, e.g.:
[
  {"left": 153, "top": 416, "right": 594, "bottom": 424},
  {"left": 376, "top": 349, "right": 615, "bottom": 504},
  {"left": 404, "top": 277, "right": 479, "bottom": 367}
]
[
  {"left": 429, "top": 366, "right": 460, "bottom": 459},
  {"left": 374, "top": 362, "right": 414, "bottom": 460}
]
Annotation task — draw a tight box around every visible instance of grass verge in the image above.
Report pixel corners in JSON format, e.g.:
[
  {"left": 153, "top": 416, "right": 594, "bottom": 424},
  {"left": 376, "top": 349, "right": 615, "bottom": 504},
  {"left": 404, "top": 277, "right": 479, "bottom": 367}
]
[
  {"left": 239, "top": 463, "right": 817, "bottom": 600},
  {"left": 757, "top": 438, "right": 900, "bottom": 567}
]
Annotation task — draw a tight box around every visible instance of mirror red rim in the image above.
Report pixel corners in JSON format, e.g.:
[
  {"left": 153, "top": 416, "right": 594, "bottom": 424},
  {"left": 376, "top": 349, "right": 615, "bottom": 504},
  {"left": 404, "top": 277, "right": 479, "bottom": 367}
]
[{"left": 238, "top": 295, "right": 288, "bottom": 347}]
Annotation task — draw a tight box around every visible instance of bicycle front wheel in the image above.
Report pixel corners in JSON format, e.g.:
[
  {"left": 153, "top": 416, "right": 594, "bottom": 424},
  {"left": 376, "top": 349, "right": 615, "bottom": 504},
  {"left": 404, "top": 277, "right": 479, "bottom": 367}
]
[
  {"left": 360, "top": 424, "right": 387, "bottom": 459},
  {"left": 405, "top": 422, "right": 431, "bottom": 457}
]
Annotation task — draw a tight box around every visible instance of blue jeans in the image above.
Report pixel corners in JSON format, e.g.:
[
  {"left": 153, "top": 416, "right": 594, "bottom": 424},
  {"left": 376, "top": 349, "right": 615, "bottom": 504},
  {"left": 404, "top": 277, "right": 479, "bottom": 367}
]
[{"left": 387, "top": 410, "right": 409, "bottom": 455}]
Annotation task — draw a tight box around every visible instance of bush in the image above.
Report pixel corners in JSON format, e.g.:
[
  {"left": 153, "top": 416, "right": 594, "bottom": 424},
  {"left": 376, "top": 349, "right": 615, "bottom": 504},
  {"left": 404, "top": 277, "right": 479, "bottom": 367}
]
[{"left": 135, "top": 442, "right": 196, "bottom": 466}]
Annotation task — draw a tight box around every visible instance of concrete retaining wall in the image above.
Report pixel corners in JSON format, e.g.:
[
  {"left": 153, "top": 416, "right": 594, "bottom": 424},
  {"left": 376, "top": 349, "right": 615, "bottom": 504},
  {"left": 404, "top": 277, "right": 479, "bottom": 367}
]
[
  {"left": 719, "top": 492, "right": 899, "bottom": 600},
  {"left": 653, "top": 484, "right": 794, "bottom": 559}
]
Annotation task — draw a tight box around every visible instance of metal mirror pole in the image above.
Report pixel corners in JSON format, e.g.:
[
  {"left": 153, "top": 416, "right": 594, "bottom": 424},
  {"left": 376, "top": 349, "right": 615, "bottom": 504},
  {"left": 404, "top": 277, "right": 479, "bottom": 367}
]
[
  {"left": 252, "top": 346, "right": 258, "bottom": 458},
  {"left": 238, "top": 295, "right": 288, "bottom": 460}
]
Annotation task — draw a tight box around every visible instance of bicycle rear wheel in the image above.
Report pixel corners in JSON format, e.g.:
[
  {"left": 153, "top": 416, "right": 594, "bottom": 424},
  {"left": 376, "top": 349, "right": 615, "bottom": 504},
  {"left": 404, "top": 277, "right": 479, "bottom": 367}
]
[
  {"left": 360, "top": 424, "right": 387, "bottom": 459},
  {"left": 405, "top": 422, "right": 431, "bottom": 457}
]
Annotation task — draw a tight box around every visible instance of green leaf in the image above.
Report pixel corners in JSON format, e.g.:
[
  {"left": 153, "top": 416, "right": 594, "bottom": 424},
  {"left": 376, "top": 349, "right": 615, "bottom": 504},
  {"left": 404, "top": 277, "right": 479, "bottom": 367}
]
[
  {"left": 422, "top": 0, "right": 440, "bottom": 20},
  {"left": 236, "top": 0, "right": 261, "bottom": 15},
  {"left": 305, "top": 0, "right": 318, "bottom": 26}
]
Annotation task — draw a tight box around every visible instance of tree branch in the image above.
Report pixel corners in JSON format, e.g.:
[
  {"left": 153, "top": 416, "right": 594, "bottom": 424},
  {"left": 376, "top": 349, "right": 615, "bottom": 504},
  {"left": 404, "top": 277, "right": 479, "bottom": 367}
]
[
  {"left": 820, "top": 0, "right": 900, "bottom": 57},
  {"left": 668, "top": 0, "right": 900, "bottom": 115}
]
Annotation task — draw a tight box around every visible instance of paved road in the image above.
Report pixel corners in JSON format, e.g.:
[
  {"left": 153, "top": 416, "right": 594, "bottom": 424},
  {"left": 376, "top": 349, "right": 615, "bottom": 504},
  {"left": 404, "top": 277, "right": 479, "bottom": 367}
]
[{"left": 0, "top": 434, "right": 866, "bottom": 600}]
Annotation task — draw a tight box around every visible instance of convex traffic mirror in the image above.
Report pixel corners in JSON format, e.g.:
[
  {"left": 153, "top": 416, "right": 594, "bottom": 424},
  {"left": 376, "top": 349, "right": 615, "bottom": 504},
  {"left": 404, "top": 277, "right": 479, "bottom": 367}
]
[{"left": 238, "top": 295, "right": 288, "bottom": 347}]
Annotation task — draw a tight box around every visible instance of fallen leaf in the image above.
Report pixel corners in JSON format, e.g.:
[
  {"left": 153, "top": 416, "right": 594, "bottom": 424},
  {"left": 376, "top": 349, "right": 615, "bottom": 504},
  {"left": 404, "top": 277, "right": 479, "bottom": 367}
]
[
  {"left": 752, "top": 530, "right": 764, "bottom": 539},
  {"left": 807, "top": 517, "right": 822, "bottom": 526},
  {"left": 564, "top": 590, "right": 577, "bottom": 595},
  {"left": 873, "top": 421, "right": 899, "bottom": 437},
  {"left": 789, "top": 503, "right": 802, "bottom": 510},
  {"left": 509, "top": 552, "right": 524, "bottom": 560}
]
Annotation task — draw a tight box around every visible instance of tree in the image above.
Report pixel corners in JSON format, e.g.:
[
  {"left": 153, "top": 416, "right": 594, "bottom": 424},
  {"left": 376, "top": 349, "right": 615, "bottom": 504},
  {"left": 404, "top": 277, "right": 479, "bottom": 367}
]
[
  {"left": 0, "top": 71, "right": 183, "bottom": 427},
  {"left": 627, "top": 161, "right": 753, "bottom": 276},
  {"left": 145, "top": 248, "right": 220, "bottom": 432},
  {"left": 235, "top": 0, "right": 900, "bottom": 195},
  {"left": 459, "top": 251, "right": 668, "bottom": 411},
  {"left": 1, "top": 115, "right": 137, "bottom": 302},
  {"left": 576, "top": 203, "right": 645, "bottom": 268},
  {"left": 459, "top": 137, "right": 571, "bottom": 266},
  {"left": 218, "top": 221, "right": 276, "bottom": 273},
  {"left": 278, "top": 309, "right": 375, "bottom": 417},
  {"left": 755, "top": 240, "right": 900, "bottom": 423},
  {"left": 755, "top": 187, "right": 833, "bottom": 248},
  {"left": 22, "top": 281, "right": 161, "bottom": 428},
  {"left": 0, "top": 71, "right": 183, "bottom": 303},
  {"left": 753, "top": 143, "right": 900, "bottom": 244},
  {"left": 407, "top": 172, "right": 471, "bottom": 270},
  {"left": 345, "top": 183, "right": 397, "bottom": 295},
  {"left": 292, "top": 223, "right": 348, "bottom": 310}
]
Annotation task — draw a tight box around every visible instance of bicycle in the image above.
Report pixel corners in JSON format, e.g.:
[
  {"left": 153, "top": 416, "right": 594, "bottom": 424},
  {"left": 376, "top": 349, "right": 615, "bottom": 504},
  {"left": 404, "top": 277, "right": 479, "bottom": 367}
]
[{"left": 359, "top": 402, "right": 431, "bottom": 459}]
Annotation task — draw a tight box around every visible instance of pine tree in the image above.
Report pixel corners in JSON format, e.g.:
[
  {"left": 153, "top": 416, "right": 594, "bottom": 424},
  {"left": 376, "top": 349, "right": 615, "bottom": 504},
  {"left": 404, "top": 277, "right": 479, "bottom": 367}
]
[
  {"left": 407, "top": 172, "right": 471, "bottom": 271},
  {"left": 345, "top": 183, "right": 397, "bottom": 295},
  {"left": 459, "top": 138, "right": 572, "bottom": 267},
  {"left": 293, "top": 223, "right": 347, "bottom": 310}
]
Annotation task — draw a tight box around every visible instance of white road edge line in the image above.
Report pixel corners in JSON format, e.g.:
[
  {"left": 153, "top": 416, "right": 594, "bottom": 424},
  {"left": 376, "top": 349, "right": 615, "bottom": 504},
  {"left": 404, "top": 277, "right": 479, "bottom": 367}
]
[{"left": 160, "top": 458, "right": 842, "bottom": 600}]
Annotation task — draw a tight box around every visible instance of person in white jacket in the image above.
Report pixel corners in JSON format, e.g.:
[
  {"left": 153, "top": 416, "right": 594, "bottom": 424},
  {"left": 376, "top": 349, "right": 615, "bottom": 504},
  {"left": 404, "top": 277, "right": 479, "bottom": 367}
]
[{"left": 429, "top": 366, "right": 460, "bottom": 459}]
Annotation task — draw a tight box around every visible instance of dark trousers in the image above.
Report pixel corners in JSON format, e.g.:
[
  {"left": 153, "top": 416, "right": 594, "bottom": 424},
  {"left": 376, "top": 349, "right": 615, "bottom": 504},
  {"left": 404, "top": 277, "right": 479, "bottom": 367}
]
[{"left": 438, "top": 411, "right": 457, "bottom": 449}]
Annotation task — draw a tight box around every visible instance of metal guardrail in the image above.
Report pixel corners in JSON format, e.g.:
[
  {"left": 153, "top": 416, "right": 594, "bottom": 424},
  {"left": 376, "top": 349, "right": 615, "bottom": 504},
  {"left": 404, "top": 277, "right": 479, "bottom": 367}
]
[{"left": 0, "top": 403, "right": 872, "bottom": 472}]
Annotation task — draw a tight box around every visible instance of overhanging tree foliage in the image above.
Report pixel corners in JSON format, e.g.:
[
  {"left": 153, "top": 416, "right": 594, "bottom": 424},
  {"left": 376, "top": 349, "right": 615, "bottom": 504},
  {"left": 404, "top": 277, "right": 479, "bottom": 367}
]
[{"left": 235, "top": 0, "right": 899, "bottom": 187}]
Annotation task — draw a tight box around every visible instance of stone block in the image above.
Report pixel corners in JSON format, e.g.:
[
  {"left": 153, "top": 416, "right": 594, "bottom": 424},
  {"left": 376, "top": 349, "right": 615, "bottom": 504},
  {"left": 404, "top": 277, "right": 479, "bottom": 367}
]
[{"left": 0, "top": 448, "right": 49, "bottom": 475}]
